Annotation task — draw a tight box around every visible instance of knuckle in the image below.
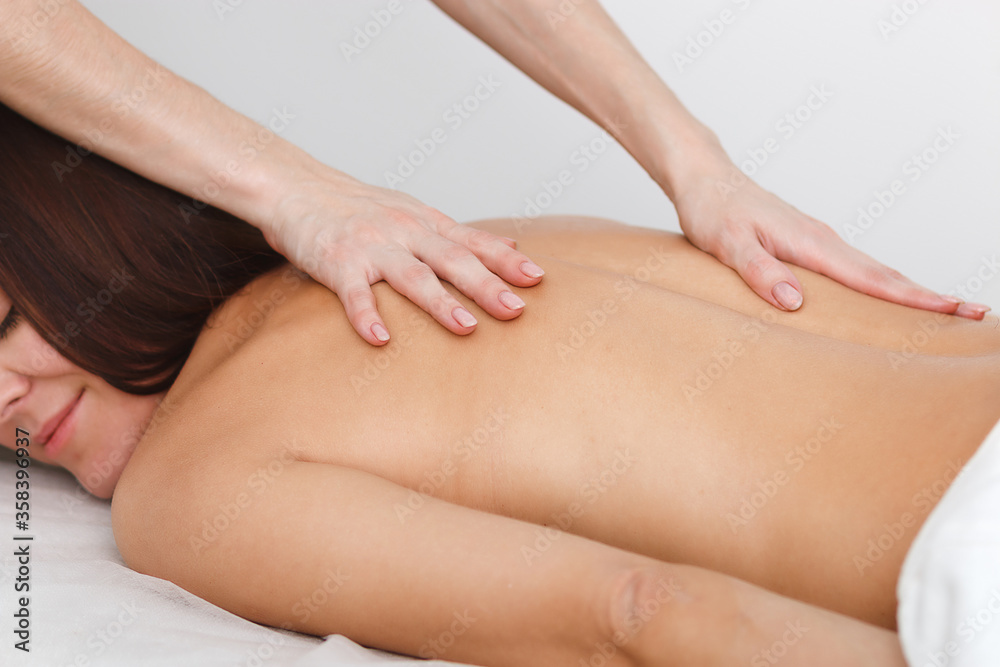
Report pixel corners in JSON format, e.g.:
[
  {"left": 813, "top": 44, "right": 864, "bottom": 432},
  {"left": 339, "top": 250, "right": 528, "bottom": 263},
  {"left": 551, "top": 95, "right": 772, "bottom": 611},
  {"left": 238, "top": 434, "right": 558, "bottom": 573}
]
[
  {"left": 883, "top": 266, "right": 906, "bottom": 281},
  {"left": 425, "top": 292, "right": 456, "bottom": 319},
  {"left": 464, "top": 228, "right": 498, "bottom": 251},
  {"left": 314, "top": 237, "right": 355, "bottom": 267},
  {"left": 439, "top": 242, "right": 475, "bottom": 264},
  {"left": 311, "top": 223, "right": 338, "bottom": 249},
  {"left": 382, "top": 208, "right": 419, "bottom": 228},
  {"left": 741, "top": 254, "right": 772, "bottom": 282},
  {"left": 476, "top": 274, "right": 505, "bottom": 296},
  {"left": 425, "top": 207, "right": 458, "bottom": 230},
  {"left": 342, "top": 287, "right": 375, "bottom": 312},
  {"left": 811, "top": 219, "right": 839, "bottom": 239},
  {"left": 344, "top": 210, "right": 399, "bottom": 240},
  {"left": 862, "top": 264, "right": 894, "bottom": 286},
  {"left": 400, "top": 261, "right": 435, "bottom": 285},
  {"left": 718, "top": 218, "right": 746, "bottom": 241},
  {"left": 350, "top": 224, "right": 389, "bottom": 246}
]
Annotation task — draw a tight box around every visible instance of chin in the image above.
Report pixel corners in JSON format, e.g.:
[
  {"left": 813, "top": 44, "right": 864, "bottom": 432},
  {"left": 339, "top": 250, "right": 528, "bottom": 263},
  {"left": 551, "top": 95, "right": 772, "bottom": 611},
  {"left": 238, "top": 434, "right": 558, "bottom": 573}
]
[{"left": 73, "top": 439, "right": 137, "bottom": 499}]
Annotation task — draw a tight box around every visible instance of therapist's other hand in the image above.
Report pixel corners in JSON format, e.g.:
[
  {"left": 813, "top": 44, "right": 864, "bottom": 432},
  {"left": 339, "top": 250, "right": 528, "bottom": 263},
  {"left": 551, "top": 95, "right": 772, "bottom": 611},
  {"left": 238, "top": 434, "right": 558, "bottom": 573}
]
[
  {"left": 671, "top": 160, "right": 990, "bottom": 320},
  {"left": 262, "top": 174, "right": 544, "bottom": 345}
]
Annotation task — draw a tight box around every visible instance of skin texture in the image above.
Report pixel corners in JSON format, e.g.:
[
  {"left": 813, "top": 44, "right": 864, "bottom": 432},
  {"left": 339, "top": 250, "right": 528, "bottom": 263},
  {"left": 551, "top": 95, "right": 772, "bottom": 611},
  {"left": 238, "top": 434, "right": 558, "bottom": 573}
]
[
  {"left": 0, "top": 1, "right": 984, "bottom": 349},
  {"left": 84, "top": 217, "right": 998, "bottom": 665}
]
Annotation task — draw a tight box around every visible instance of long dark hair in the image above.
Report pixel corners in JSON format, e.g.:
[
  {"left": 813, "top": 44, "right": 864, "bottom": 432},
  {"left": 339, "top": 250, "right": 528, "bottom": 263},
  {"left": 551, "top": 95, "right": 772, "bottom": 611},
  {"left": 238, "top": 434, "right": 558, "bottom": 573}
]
[{"left": 0, "top": 103, "right": 286, "bottom": 394}]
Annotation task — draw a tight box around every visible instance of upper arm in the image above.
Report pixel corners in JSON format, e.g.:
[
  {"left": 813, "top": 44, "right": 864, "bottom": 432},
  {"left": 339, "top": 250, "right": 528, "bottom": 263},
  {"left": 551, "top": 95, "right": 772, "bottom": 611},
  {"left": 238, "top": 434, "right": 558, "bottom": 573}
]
[{"left": 111, "top": 453, "right": 637, "bottom": 663}]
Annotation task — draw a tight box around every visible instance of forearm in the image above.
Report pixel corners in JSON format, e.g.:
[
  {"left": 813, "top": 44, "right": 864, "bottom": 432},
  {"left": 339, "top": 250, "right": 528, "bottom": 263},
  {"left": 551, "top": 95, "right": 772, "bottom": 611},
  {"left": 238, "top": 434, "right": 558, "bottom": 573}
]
[
  {"left": 430, "top": 0, "right": 729, "bottom": 200},
  {"left": 0, "top": 0, "right": 332, "bottom": 230}
]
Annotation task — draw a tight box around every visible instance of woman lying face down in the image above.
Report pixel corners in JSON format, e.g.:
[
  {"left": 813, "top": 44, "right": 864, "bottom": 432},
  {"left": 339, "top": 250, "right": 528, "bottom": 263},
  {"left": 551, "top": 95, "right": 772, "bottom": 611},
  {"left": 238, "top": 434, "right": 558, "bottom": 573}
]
[{"left": 3, "top": 104, "right": 1000, "bottom": 666}]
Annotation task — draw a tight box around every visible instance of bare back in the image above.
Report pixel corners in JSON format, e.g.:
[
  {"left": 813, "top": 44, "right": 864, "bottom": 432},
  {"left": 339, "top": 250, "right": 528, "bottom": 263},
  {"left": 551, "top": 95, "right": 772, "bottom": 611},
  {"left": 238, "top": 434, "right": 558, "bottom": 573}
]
[{"left": 118, "top": 217, "right": 1000, "bottom": 630}]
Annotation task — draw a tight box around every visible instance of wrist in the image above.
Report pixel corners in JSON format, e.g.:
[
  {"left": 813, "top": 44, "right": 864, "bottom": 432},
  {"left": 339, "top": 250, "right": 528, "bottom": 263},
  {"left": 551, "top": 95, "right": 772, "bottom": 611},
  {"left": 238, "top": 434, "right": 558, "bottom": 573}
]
[
  {"left": 601, "top": 79, "right": 732, "bottom": 203},
  {"left": 641, "top": 119, "right": 733, "bottom": 203},
  {"left": 231, "top": 140, "right": 348, "bottom": 235}
]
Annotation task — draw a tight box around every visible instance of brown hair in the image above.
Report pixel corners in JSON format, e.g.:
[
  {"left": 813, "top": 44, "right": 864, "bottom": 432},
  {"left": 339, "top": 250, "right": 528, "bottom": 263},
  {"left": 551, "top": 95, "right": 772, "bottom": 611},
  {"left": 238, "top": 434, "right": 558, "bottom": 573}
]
[{"left": 0, "top": 103, "right": 286, "bottom": 394}]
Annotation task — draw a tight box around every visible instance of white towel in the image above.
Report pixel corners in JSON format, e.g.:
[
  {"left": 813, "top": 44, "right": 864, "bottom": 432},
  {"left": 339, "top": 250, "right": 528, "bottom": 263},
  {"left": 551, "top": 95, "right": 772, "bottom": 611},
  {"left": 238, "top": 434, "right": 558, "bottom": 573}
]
[{"left": 897, "top": 417, "right": 1000, "bottom": 666}]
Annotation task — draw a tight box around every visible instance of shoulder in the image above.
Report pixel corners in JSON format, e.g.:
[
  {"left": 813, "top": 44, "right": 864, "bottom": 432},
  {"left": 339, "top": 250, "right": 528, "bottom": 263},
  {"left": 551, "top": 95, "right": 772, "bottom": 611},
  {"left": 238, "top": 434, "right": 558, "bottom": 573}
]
[
  {"left": 110, "top": 264, "right": 320, "bottom": 519},
  {"left": 203, "top": 263, "right": 312, "bottom": 339},
  {"left": 172, "top": 263, "right": 327, "bottom": 390}
]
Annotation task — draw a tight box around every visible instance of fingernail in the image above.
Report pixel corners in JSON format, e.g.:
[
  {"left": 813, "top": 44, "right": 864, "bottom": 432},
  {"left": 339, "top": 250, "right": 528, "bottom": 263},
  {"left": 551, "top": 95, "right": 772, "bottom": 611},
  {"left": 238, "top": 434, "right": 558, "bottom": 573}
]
[
  {"left": 772, "top": 282, "right": 802, "bottom": 310},
  {"left": 498, "top": 290, "right": 525, "bottom": 310},
  {"left": 955, "top": 303, "right": 991, "bottom": 319},
  {"left": 453, "top": 307, "right": 478, "bottom": 328},
  {"left": 371, "top": 322, "right": 390, "bottom": 342},
  {"left": 941, "top": 295, "right": 965, "bottom": 305},
  {"left": 520, "top": 261, "right": 545, "bottom": 278}
]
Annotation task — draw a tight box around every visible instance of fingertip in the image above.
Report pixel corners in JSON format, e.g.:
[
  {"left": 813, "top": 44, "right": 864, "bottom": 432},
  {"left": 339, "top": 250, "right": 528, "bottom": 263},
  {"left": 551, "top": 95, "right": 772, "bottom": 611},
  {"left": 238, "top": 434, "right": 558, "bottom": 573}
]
[
  {"left": 503, "top": 272, "right": 544, "bottom": 289},
  {"left": 498, "top": 290, "right": 525, "bottom": 311},
  {"left": 771, "top": 281, "right": 803, "bottom": 311},
  {"left": 452, "top": 306, "right": 478, "bottom": 329},
  {"left": 938, "top": 294, "right": 964, "bottom": 314},
  {"left": 956, "top": 303, "right": 991, "bottom": 320},
  {"left": 371, "top": 321, "right": 390, "bottom": 343},
  {"left": 497, "top": 260, "right": 544, "bottom": 288},
  {"left": 519, "top": 261, "right": 545, "bottom": 279}
]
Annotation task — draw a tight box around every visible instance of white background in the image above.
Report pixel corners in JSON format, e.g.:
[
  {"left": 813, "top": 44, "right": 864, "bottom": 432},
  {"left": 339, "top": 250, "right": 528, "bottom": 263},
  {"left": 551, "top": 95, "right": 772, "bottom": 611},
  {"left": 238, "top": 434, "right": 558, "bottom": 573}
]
[{"left": 81, "top": 0, "right": 1000, "bottom": 307}]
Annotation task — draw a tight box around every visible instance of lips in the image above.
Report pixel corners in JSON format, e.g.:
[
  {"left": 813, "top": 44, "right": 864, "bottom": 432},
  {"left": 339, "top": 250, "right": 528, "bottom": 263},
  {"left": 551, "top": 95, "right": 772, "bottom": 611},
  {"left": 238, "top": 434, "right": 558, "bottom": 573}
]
[{"left": 38, "top": 389, "right": 84, "bottom": 454}]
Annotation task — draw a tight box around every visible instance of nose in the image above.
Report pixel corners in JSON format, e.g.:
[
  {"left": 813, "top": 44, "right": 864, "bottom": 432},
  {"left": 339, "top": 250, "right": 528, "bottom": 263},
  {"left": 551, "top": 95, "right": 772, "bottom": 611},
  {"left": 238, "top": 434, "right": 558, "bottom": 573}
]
[{"left": 0, "top": 368, "right": 30, "bottom": 422}]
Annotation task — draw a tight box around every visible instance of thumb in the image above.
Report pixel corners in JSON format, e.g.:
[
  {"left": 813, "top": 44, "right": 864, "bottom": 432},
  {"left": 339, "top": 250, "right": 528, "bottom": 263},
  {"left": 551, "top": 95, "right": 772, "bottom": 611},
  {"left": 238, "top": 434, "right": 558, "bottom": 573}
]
[{"left": 730, "top": 241, "right": 804, "bottom": 311}]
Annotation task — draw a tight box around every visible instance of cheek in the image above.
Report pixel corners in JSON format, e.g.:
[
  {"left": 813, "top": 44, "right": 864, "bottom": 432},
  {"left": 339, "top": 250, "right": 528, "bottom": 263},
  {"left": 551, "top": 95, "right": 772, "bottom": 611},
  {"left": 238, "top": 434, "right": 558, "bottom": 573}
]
[{"left": 12, "top": 326, "right": 81, "bottom": 377}]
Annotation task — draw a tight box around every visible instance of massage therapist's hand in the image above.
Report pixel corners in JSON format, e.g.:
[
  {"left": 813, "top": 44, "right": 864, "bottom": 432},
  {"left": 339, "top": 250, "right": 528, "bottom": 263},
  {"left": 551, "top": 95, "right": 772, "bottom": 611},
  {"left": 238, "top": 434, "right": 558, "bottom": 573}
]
[
  {"left": 261, "top": 171, "right": 543, "bottom": 344},
  {"left": 0, "top": 0, "right": 541, "bottom": 347},
  {"left": 669, "top": 151, "right": 990, "bottom": 320},
  {"left": 426, "top": 1, "right": 990, "bottom": 321}
]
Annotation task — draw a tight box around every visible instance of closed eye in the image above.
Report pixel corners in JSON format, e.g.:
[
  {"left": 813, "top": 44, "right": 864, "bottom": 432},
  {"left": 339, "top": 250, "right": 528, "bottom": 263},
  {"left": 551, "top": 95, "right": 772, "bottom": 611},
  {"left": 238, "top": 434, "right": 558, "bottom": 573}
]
[{"left": 0, "top": 305, "right": 21, "bottom": 340}]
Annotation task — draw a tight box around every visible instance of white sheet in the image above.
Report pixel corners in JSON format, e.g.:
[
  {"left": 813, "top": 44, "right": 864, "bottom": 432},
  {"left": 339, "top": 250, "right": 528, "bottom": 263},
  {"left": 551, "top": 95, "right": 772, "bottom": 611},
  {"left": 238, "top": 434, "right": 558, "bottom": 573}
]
[
  {"left": 0, "top": 456, "right": 471, "bottom": 667},
  {"left": 897, "top": 417, "right": 1000, "bottom": 666}
]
